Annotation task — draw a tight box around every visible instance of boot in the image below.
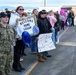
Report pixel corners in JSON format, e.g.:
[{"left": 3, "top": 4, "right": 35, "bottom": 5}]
[
  {"left": 42, "top": 56, "right": 47, "bottom": 60},
  {"left": 38, "top": 57, "right": 45, "bottom": 62}
]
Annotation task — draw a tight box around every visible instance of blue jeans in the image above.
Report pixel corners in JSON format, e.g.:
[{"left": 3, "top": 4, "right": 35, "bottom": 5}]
[
  {"left": 55, "top": 31, "right": 59, "bottom": 42},
  {"left": 29, "top": 36, "right": 37, "bottom": 53},
  {"left": 45, "top": 51, "right": 49, "bottom": 56},
  {"left": 68, "top": 18, "right": 72, "bottom": 26},
  {"left": 61, "top": 21, "right": 64, "bottom": 30},
  {"left": 52, "top": 27, "right": 56, "bottom": 43}
]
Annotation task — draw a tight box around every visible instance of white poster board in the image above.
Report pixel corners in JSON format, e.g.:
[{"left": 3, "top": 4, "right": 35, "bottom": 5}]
[
  {"left": 9, "top": 13, "right": 20, "bottom": 26},
  {"left": 16, "top": 15, "right": 36, "bottom": 36},
  {"left": 38, "top": 33, "right": 56, "bottom": 53}
]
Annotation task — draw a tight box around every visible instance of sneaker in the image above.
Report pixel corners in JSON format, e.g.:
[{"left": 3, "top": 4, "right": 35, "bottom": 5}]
[
  {"left": 56, "top": 42, "right": 59, "bottom": 44},
  {"left": 20, "top": 58, "right": 23, "bottom": 62}
]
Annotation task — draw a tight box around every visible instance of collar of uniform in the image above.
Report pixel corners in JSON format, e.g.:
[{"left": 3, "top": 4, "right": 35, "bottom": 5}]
[{"left": 0, "top": 23, "right": 8, "bottom": 28}]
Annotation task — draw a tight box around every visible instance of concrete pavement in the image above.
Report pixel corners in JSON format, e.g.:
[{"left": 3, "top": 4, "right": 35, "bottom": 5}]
[
  {"left": 29, "top": 26, "right": 76, "bottom": 75},
  {"left": 11, "top": 26, "right": 76, "bottom": 75}
]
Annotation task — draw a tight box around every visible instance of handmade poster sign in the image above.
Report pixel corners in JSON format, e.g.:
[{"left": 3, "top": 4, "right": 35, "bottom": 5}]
[
  {"left": 16, "top": 15, "right": 38, "bottom": 36},
  {"left": 38, "top": 33, "right": 56, "bottom": 53},
  {"left": 9, "top": 13, "right": 20, "bottom": 26}
]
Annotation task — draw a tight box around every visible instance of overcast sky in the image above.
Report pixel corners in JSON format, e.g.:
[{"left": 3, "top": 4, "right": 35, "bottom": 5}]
[{"left": 0, "top": 0, "right": 76, "bottom": 7}]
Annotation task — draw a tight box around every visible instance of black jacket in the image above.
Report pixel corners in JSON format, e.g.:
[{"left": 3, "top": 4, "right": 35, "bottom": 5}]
[{"left": 37, "top": 17, "right": 52, "bottom": 35}]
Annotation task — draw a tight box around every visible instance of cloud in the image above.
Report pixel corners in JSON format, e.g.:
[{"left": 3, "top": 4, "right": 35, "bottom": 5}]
[
  {"left": 47, "top": 0, "right": 76, "bottom": 6},
  {"left": 0, "top": 0, "right": 44, "bottom": 7},
  {"left": 0, "top": 0, "right": 76, "bottom": 7},
  {"left": 0, "top": 0, "right": 43, "bottom": 3},
  {"left": 70, "top": 0, "right": 76, "bottom": 1}
]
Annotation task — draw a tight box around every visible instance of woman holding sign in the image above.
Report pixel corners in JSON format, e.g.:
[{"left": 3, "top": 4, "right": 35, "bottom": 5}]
[
  {"left": 9, "top": 6, "right": 26, "bottom": 72},
  {"left": 29, "top": 9, "right": 38, "bottom": 54}
]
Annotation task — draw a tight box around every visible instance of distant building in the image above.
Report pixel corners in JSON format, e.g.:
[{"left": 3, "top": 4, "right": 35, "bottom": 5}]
[{"left": 62, "top": 6, "right": 76, "bottom": 13}]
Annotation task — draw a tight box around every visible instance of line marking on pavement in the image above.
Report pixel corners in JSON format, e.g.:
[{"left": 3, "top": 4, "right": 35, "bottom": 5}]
[
  {"left": 21, "top": 27, "right": 69, "bottom": 75},
  {"left": 21, "top": 60, "right": 38, "bottom": 75},
  {"left": 58, "top": 42, "right": 76, "bottom": 46},
  {"left": 59, "top": 27, "right": 69, "bottom": 38}
]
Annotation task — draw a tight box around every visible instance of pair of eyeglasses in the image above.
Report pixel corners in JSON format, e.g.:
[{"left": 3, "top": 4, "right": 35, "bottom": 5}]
[{"left": 19, "top": 9, "right": 24, "bottom": 11}]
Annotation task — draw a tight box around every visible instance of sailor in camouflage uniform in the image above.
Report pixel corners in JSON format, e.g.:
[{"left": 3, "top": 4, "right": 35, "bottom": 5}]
[{"left": 0, "top": 12, "right": 15, "bottom": 75}]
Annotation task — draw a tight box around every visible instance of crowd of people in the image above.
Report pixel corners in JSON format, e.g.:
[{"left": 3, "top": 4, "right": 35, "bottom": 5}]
[{"left": 0, "top": 6, "right": 75, "bottom": 75}]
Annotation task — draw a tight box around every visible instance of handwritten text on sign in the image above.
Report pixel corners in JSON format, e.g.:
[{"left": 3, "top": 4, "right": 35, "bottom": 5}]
[
  {"left": 38, "top": 33, "right": 56, "bottom": 53},
  {"left": 17, "top": 16, "right": 36, "bottom": 36}
]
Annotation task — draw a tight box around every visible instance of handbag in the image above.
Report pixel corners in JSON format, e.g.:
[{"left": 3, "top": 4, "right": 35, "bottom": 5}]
[{"left": 54, "top": 24, "right": 60, "bottom": 32}]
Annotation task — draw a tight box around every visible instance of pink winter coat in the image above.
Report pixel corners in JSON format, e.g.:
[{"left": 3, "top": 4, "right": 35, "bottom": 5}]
[{"left": 47, "top": 16, "right": 57, "bottom": 27}]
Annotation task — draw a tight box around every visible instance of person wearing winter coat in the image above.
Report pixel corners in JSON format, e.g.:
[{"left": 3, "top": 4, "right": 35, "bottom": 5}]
[{"left": 37, "top": 11, "right": 52, "bottom": 62}]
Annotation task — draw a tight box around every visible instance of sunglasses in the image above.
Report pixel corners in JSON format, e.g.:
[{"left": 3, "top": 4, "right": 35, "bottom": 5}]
[{"left": 19, "top": 9, "right": 24, "bottom": 11}]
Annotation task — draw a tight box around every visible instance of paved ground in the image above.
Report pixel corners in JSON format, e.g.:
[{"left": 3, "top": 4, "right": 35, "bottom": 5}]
[
  {"left": 11, "top": 25, "right": 76, "bottom": 75},
  {"left": 29, "top": 26, "right": 76, "bottom": 75},
  {"left": 11, "top": 47, "right": 38, "bottom": 75}
]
